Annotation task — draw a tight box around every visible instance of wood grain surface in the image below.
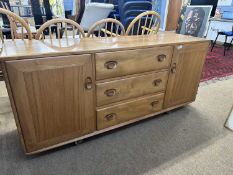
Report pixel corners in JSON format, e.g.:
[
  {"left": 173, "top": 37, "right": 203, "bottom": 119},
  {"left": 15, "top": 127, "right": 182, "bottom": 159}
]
[
  {"left": 0, "top": 32, "right": 210, "bottom": 154},
  {"left": 164, "top": 42, "right": 209, "bottom": 108},
  {"left": 0, "top": 32, "right": 208, "bottom": 61},
  {"left": 6, "top": 54, "right": 96, "bottom": 152},
  {"left": 97, "top": 93, "right": 164, "bottom": 129},
  {"left": 96, "top": 71, "right": 168, "bottom": 106},
  {"left": 95, "top": 46, "right": 173, "bottom": 80}
]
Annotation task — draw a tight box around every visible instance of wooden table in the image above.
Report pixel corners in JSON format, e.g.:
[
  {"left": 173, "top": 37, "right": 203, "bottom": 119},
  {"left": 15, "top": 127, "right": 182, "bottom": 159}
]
[{"left": 0, "top": 32, "right": 210, "bottom": 154}]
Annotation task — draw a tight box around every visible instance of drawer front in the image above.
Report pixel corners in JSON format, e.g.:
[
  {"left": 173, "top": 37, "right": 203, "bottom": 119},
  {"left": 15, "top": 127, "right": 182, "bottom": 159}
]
[
  {"left": 95, "top": 46, "right": 173, "bottom": 80},
  {"left": 96, "top": 71, "right": 168, "bottom": 106},
  {"left": 97, "top": 93, "right": 164, "bottom": 130}
]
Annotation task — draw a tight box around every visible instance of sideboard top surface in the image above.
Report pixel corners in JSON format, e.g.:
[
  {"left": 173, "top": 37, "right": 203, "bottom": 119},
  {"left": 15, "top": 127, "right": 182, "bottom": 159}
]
[{"left": 0, "top": 32, "right": 209, "bottom": 61}]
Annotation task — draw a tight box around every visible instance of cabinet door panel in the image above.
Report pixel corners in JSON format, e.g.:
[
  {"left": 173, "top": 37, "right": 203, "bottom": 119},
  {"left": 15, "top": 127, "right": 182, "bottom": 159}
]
[
  {"left": 6, "top": 55, "right": 95, "bottom": 152},
  {"left": 164, "top": 42, "right": 209, "bottom": 108}
]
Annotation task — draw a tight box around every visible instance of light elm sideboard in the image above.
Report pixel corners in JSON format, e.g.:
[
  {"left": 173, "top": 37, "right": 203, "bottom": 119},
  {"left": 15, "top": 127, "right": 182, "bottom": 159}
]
[{"left": 0, "top": 32, "right": 209, "bottom": 154}]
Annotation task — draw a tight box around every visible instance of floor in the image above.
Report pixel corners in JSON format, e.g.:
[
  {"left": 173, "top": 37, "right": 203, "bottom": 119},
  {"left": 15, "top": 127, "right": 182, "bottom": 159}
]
[{"left": 0, "top": 79, "right": 233, "bottom": 175}]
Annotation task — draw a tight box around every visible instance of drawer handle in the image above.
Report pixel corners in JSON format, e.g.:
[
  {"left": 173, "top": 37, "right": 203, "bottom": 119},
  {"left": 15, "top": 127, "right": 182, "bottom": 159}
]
[
  {"left": 104, "top": 89, "right": 117, "bottom": 97},
  {"left": 104, "top": 61, "right": 118, "bottom": 69},
  {"left": 153, "top": 79, "right": 162, "bottom": 86},
  {"left": 105, "top": 113, "right": 116, "bottom": 121},
  {"left": 151, "top": 100, "right": 159, "bottom": 107},
  {"left": 171, "top": 63, "right": 176, "bottom": 74},
  {"left": 157, "top": 54, "right": 166, "bottom": 62},
  {"left": 84, "top": 77, "right": 92, "bottom": 90}
]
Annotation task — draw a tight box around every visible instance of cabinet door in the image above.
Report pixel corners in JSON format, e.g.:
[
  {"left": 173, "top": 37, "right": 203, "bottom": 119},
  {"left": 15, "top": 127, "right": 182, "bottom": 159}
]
[
  {"left": 164, "top": 42, "right": 209, "bottom": 108},
  {"left": 6, "top": 55, "right": 95, "bottom": 153}
]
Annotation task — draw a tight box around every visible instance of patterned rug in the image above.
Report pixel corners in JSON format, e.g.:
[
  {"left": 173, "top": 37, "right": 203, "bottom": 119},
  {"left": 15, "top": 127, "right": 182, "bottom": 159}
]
[{"left": 201, "top": 45, "right": 233, "bottom": 82}]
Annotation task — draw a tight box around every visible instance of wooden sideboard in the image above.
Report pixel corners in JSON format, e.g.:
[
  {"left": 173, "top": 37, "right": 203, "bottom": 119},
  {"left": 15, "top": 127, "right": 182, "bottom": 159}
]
[{"left": 0, "top": 32, "right": 209, "bottom": 154}]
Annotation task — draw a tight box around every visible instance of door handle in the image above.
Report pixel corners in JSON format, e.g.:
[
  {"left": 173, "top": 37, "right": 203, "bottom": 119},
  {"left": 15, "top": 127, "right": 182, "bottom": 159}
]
[
  {"left": 171, "top": 63, "right": 176, "bottom": 74},
  {"left": 84, "top": 77, "right": 92, "bottom": 90}
]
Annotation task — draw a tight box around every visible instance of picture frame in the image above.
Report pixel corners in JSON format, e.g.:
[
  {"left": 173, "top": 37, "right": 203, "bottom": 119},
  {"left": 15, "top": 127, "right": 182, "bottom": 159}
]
[
  {"left": 176, "top": 5, "right": 188, "bottom": 34},
  {"left": 177, "top": 5, "right": 213, "bottom": 38}
]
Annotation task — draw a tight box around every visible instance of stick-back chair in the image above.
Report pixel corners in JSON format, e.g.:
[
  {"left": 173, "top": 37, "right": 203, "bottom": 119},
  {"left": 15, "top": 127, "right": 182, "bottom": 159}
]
[
  {"left": 35, "top": 18, "right": 85, "bottom": 40},
  {"left": 0, "top": 7, "right": 32, "bottom": 40},
  {"left": 86, "top": 18, "right": 125, "bottom": 37},
  {"left": 125, "top": 11, "right": 160, "bottom": 36}
]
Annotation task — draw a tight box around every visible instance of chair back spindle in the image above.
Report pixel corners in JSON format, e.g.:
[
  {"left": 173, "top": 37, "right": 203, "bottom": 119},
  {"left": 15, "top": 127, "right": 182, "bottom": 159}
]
[
  {"left": 86, "top": 18, "right": 125, "bottom": 38},
  {"left": 35, "top": 18, "right": 85, "bottom": 40},
  {"left": 0, "top": 8, "right": 32, "bottom": 40},
  {"left": 126, "top": 11, "right": 161, "bottom": 36}
]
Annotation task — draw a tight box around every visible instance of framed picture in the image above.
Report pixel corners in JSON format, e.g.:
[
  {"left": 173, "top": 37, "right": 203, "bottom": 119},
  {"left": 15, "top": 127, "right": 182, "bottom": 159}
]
[
  {"left": 218, "top": 0, "right": 233, "bottom": 6},
  {"left": 176, "top": 5, "right": 188, "bottom": 34},
  {"left": 178, "top": 5, "right": 213, "bottom": 38}
]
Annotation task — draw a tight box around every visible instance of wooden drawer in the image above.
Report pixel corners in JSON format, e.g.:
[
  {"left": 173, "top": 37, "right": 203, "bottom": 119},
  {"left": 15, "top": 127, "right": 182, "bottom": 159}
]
[
  {"left": 96, "top": 71, "right": 168, "bottom": 106},
  {"left": 95, "top": 46, "right": 173, "bottom": 80},
  {"left": 97, "top": 93, "right": 164, "bottom": 130}
]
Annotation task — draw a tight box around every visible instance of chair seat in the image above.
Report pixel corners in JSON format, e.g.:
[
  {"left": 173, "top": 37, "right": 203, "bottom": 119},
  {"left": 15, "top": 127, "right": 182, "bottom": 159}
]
[{"left": 218, "top": 31, "right": 233, "bottom": 36}]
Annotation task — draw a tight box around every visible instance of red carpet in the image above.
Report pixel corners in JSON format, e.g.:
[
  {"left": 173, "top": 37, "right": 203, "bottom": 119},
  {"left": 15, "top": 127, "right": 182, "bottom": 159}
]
[{"left": 201, "top": 46, "right": 233, "bottom": 82}]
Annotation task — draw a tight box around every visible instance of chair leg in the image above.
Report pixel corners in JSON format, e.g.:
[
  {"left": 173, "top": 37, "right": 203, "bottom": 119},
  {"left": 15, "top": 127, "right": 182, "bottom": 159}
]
[
  {"left": 224, "top": 35, "right": 228, "bottom": 56},
  {"left": 211, "top": 33, "right": 219, "bottom": 52},
  {"left": 227, "top": 38, "right": 233, "bottom": 50}
]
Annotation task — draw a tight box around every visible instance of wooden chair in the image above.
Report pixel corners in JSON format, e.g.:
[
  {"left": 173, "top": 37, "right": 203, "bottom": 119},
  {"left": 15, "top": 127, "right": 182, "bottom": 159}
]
[
  {"left": 0, "top": 8, "right": 32, "bottom": 82},
  {"left": 125, "top": 11, "right": 160, "bottom": 36},
  {"left": 35, "top": 18, "right": 85, "bottom": 40},
  {"left": 86, "top": 18, "right": 125, "bottom": 37},
  {"left": 0, "top": 8, "right": 32, "bottom": 40}
]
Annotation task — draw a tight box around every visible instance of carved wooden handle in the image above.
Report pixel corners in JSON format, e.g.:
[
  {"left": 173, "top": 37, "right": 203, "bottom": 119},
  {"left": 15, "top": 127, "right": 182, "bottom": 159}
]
[
  {"left": 104, "top": 61, "right": 118, "bottom": 69},
  {"left": 151, "top": 100, "right": 159, "bottom": 107},
  {"left": 104, "top": 89, "right": 117, "bottom": 97},
  {"left": 171, "top": 63, "right": 176, "bottom": 74},
  {"left": 153, "top": 79, "right": 162, "bottom": 86},
  {"left": 85, "top": 77, "right": 92, "bottom": 90},
  {"left": 157, "top": 54, "right": 166, "bottom": 62},
  {"left": 105, "top": 113, "right": 116, "bottom": 121}
]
